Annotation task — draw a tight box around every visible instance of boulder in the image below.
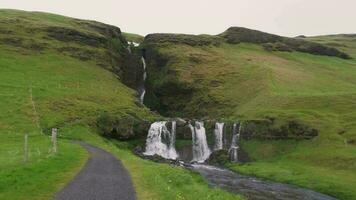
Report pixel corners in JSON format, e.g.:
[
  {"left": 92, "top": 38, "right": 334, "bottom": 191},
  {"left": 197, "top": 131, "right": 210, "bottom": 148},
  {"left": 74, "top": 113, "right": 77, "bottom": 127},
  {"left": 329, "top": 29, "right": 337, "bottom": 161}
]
[{"left": 207, "top": 150, "right": 230, "bottom": 166}]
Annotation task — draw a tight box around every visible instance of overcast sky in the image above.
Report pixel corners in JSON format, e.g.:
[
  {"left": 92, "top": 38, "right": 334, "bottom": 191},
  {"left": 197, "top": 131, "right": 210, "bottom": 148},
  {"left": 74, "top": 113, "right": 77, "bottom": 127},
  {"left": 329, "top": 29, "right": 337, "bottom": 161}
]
[{"left": 2, "top": 0, "right": 355, "bottom": 37}]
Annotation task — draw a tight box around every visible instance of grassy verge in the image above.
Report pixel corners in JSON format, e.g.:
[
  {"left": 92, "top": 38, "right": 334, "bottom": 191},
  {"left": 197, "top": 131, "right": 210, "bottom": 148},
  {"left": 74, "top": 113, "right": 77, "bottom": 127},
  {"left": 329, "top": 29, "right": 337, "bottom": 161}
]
[
  {"left": 0, "top": 134, "right": 87, "bottom": 200},
  {"left": 226, "top": 140, "right": 356, "bottom": 200},
  {"left": 61, "top": 124, "right": 244, "bottom": 200}
]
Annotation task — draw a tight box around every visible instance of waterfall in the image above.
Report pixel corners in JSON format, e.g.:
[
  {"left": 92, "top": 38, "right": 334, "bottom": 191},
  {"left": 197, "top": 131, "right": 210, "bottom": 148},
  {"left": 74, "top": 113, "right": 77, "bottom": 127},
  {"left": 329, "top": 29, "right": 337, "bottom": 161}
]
[
  {"left": 127, "top": 41, "right": 132, "bottom": 53},
  {"left": 190, "top": 121, "right": 211, "bottom": 163},
  {"left": 214, "top": 122, "right": 224, "bottom": 150},
  {"left": 139, "top": 57, "right": 147, "bottom": 104},
  {"left": 143, "top": 121, "right": 178, "bottom": 160},
  {"left": 168, "top": 121, "right": 178, "bottom": 157},
  {"left": 229, "top": 123, "right": 241, "bottom": 162}
]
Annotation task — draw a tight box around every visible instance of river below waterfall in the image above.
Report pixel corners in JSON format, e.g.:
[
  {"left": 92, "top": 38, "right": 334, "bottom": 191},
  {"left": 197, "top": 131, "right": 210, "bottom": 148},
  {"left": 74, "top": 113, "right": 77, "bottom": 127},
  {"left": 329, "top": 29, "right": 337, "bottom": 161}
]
[
  {"left": 142, "top": 121, "right": 338, "bottom": 200},
  {"left": 189, "top": 164, "right": 338, "bottom": 200}
]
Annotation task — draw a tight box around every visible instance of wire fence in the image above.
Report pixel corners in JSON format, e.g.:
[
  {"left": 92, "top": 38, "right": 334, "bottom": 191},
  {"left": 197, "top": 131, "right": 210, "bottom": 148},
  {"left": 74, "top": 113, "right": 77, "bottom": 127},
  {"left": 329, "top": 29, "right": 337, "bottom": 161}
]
[{"left": 0, "top": 128, "right": 58, "bottom": 168}]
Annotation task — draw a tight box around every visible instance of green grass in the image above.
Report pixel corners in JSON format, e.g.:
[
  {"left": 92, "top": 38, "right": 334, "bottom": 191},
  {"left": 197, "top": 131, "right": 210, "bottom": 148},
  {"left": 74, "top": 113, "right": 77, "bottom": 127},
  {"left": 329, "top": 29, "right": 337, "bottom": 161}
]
[
  {"left": 60, "top": 123, "right": 243, "bottom": 200},
  {"left": 0, "top": 134, "right": 87, "bottom": 200},
  {"left": 226, "top": 140, "right": 356, "bottom": 199}
]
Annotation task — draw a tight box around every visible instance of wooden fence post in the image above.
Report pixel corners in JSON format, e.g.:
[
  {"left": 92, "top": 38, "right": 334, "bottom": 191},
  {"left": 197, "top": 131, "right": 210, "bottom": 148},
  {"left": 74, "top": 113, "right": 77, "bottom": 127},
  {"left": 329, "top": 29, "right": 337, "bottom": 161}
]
[
  {"left": 24, "top": 134, "right": 28, "bottom": 163},
  {"left": 52, "top": 128, "right": 57, "bottom": 153}
]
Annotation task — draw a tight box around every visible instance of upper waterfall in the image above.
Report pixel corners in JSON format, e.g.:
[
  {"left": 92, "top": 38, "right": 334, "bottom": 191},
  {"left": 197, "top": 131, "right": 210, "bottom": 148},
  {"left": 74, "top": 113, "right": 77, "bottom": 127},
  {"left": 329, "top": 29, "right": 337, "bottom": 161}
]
[
  {"left": 139, "top": 57, "right": 147, "bottom": 104},
  {"left": 229, "top": 122, "right": 241, "bottom": 162}
]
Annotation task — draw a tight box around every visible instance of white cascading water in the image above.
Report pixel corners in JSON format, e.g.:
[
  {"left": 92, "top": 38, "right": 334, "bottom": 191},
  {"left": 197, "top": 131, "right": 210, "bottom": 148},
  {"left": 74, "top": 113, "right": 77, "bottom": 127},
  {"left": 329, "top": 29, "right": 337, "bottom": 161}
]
[
  {"left": 229, "top": 123, "right": 241, "bottom": 162},
  {"left": 190, "top": 121, "right": 211, "bottom": 163},
  {"left": 168, "top": 121, "right": 178, "bottom": 157},
  {"left": 214, "top": 122, "right": 224, "bottom": 150},
  {"left": 139, "top": 57, "right": 147, "bottom": 104},
  {"left": 143, "top": 121, "right": 178, "bottom": 159}
]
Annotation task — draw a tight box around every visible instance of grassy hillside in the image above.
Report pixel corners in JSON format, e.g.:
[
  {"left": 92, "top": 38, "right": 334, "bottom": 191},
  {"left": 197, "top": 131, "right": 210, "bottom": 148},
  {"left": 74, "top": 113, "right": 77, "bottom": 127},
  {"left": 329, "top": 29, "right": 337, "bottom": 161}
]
[
  {"left": 0, "top": 9, "right": 152, "bottom": 199},
  {"left": 0, "top": 9, "right": 245, "bottom": 200},
  {"left": 142, "top": 30, "right": 356, "bottom": 199}
]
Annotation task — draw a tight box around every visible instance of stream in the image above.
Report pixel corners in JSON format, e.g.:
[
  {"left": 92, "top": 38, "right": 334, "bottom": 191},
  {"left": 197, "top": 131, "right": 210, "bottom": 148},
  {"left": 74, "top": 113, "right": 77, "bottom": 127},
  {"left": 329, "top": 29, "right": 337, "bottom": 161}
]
[{"left": 189, "top": 164, "right": 338, "bottom": 200}]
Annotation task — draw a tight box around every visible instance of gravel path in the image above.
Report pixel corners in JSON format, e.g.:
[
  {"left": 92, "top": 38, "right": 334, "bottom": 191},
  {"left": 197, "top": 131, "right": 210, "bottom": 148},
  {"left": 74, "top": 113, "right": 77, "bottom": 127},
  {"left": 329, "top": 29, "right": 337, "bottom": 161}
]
[{"left": 54, "top": 142, "right": 136, "bottom": 200}]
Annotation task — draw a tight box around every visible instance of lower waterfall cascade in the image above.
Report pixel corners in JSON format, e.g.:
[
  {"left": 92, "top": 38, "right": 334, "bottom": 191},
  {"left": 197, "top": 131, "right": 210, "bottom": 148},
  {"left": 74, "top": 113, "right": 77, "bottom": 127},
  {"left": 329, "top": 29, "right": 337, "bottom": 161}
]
[
  {"left": 229, "top": 123, "right": 241, "bottom": 163},
  {"left": 143, "top": 120, "right": 242, "bottom": 163},
  {"left": 190, "top": 121, "right": 211, "bottom": 163},
  {"left": 143, "top": 121, "right": 178, "bottom": 159},
  {"left": 214, "top": 122, "right": 224, "bottom": 150}
]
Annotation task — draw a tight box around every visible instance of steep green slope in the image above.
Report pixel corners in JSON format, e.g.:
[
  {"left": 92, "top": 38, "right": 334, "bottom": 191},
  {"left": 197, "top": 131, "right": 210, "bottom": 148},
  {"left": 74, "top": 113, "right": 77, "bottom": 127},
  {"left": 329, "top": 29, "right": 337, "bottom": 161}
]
[{"left": 142, "top": 29, "right": 356, "bottom": 199}]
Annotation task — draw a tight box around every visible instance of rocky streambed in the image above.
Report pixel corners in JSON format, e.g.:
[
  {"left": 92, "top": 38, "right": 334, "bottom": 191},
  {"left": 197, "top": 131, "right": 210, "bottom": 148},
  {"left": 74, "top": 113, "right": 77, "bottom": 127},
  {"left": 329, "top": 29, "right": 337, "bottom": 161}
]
[{"left": 189, "top": 164, "right": 338, "bottom": 200}]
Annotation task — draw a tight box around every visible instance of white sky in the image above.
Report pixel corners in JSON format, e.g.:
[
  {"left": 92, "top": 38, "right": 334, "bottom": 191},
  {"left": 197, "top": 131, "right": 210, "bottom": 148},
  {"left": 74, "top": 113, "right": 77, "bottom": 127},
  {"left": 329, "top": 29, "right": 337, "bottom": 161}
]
[{"left": 1, "top": 0, "right": 356, "bottom": 37}]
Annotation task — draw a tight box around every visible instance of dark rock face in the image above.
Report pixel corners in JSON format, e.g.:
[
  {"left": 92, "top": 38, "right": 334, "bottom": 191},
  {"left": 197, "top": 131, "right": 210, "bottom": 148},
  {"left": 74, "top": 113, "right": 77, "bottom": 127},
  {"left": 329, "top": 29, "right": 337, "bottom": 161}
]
[
  {"left": 207, "top": 149, "right": 251, "bottom": 165},
  {"left": 78, "top": 21, "right": 123, "bottom": 39},
  {"left": 0, "top": 37, "right": 46, "bottom": 52},
  {"left": 221, "top": 27, "right": 351, "bottom": 59},
  {"left": 0, "top": 37, "right": 23, "bottom": 47},
  {"left": 144, "top": 33, "right": 221, "bottom": 46},
  {"left": 57, "top": 47, "right": 97, "bottom": 61},
  {"left": 176, "top": 124, "right": 192, "bottom": 140},
  {"left": 133, "top": 145, "right": 185, "bottom": 166},
  {"left": 242, "top": 118, "right": 318, "bottom": 140},
  {"left": 120, "top": 49, "right": 143, "bottom": 90},
  {"left": 222, "top": 27, "right": 281, "bottom": 44},
  {"left": 141, "top": 44, "right": 197, "bottom": 116},
  {"left": 46, "top": 26, "right": 107, "bottom": 47},
  {"left": 96, "top": 112, "right": 151, "bottom": 140}
]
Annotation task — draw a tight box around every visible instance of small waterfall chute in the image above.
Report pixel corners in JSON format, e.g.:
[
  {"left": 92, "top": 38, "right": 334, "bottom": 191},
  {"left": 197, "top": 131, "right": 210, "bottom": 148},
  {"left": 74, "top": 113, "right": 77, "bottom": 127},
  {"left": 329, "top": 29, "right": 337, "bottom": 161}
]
[
  {"left": 190, "top": 121, "right": 211, "bottom": 163},
  {"left": 214, "top": 122, "right": 224, "bottom": 150},
  {"left": 229, "top": 122, "right": 242, "bottom": 162},
  {"left": 168, "top": 121, "right": 178, "bottom": 157},
  {"left": 139, "top": 57, "right": 147, "bottom": 104},
  {"left": 144, "top": 121, "right": 178, "bottom": 160}
]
